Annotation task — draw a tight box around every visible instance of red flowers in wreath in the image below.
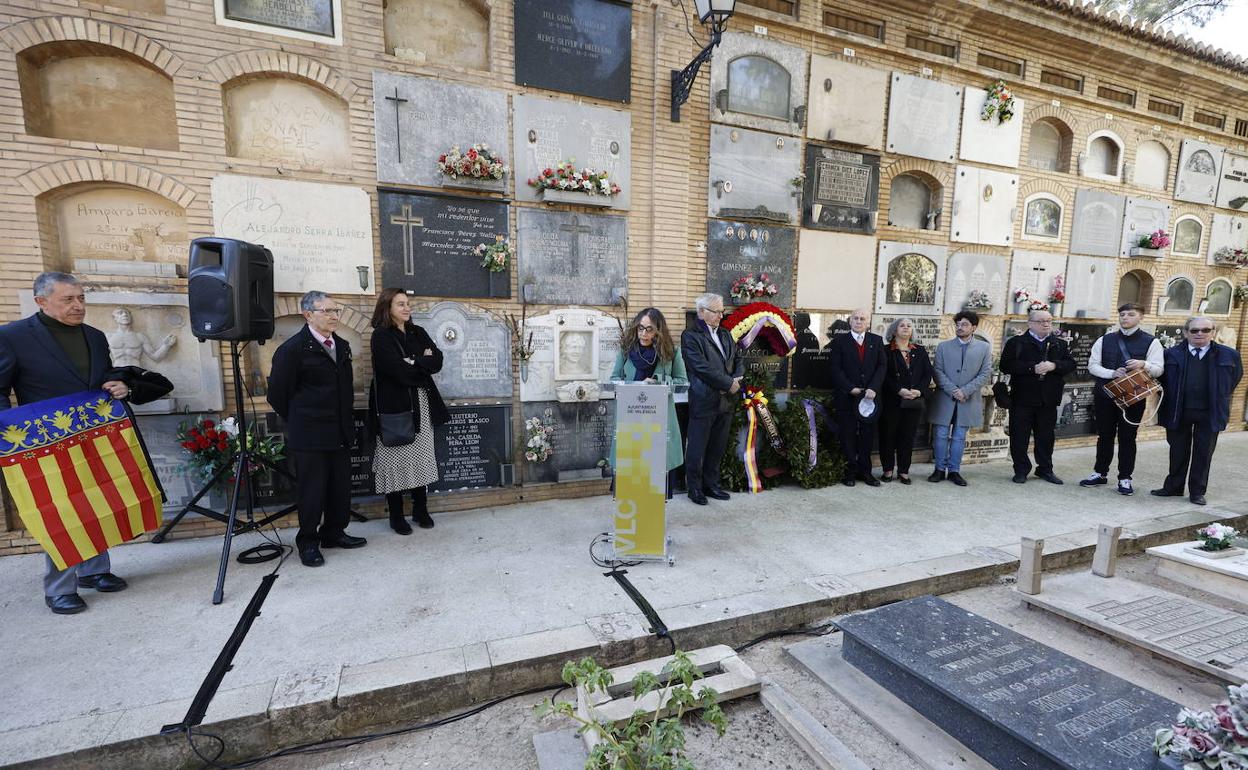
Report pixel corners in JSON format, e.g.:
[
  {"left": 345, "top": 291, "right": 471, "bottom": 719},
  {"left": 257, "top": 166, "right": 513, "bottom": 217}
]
[{"left": 721, "top": 302, "right": 798, "bottom": 357}]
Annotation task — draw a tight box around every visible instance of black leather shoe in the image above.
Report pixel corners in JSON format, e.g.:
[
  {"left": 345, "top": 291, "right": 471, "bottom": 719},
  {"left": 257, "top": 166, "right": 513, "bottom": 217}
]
[
  {"left": 927, "top": 470, "right": 946, "bottom": 483},
  {"left": 880, "top": 473, "right": 894, "bottom": 483},
  {"left": 299, "top": 546, "right": 324, "bottom": 567},
  {"left": 413, "top": 510, "right": 435, "bottom": 529},
  {"left": 706, "top": 488, "right": 731, "bottom": 501},
  {"left": 898, "top": 475, "right": 912, "bottom": 485},
  {"left": 77, "top": 572, "right": 128, "bottom": 592},
  {"left": 320, "top": 533, "right": 367, "bottom": 549},
  {"left": 1035, "top": 471, "right": 1064, "bottom": 485},
  {"left": 842, "top": 478, "right": 856, "bottom": 487},
  {"left": 390, "top": 517, "right": 413, "bottom": 535},
  {"left": 688, "top": 492, "right": 708, "bottom": 505},
  {"left": 948, "top": 472, "right": 968, "bottom": 487},
  {"left": 1012, "top": 473, "right": 1028, "bottom": 484},
  {"left": 1150, "top": 488, "right": 1182, "bottom": 497},
  {"left": 859, "top": 475, "right": 881, "bottom": 487},
  {"left": 1190, "top": 494, "right": 1207, "bottom": 506},
  {"left": 45, "top": 594, "right": 87, "bottom": 614}
]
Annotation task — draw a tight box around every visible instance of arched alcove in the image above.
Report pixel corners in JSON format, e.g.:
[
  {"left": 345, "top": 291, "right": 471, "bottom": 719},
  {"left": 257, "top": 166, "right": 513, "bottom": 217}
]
[
  {"left": 384, "top": 0, "right": 489, "bottom": 70},
  {"left": 1162, "top": 277, "right": 1195, "bottom": 315},
  {"left": 17, "top": 41, "right": 178, "bottom": 149},
  {"left": 888, "top": 173, "right": 941, "bottom": 230},
  {"left": 886, "top": 253, "right": 937, "bottom": 304},
  {"left": 1203, "top": 278, "right": 1233, "bottom": 316},
  {"left": 224, "top": 75, "right": 351, "bottom": 170},
  {"left": 1135, "top": 141, "right": 1171, "bottom": 190},
  {"left": 1027, "top": 118, "right": 1073, "bottom": 173},
  {"left": 726, "top": 55, "right": 791, "bottom": 120},
  {"left": 1173, "top": 216, "right": 1204, "bottom": 255},
  {"left": 1022, "top": 193, "right": 1063, "bottom": 242},
  {"left": 1084, "top": 131, "right": 1123, "bottom": 180},
  {"left": 1117, "top": 269, "right": 1153, "bottom": 308},
  {"left": 37, "top": 183, "right": 188, "bottom": 272}
]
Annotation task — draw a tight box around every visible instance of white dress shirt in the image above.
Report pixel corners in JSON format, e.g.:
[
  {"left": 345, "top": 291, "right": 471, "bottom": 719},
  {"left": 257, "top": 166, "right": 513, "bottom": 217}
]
[{"left": 1086, "top": 326, "right": 1164, "bottom": 379}]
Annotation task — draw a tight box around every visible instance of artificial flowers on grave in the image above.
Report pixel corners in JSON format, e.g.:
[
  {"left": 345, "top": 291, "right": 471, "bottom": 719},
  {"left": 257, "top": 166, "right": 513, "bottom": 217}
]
[
  {"left": 740, "top": 385, "right": 785, "bottom": 493},
  {"left": 981, "top": 80, "right": 1015, "bottom": 124},
  {"left": 722, "top": 302, "right": 798, "bottom": 357}
]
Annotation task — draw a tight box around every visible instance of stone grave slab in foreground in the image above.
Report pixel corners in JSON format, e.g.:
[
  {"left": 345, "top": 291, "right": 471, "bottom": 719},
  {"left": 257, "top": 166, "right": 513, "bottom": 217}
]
[
  {"left": 1145, "top": 541, "right": 1248, "bottom": 606},
  {"left": 835, "top": 595, "right": 1180, "bottom": 770}
]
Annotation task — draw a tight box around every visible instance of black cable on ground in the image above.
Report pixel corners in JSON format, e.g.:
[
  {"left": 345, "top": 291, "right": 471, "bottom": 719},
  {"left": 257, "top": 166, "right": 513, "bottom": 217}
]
[{"left": 734, "top": 622, "right": 837, "bottom": 653}]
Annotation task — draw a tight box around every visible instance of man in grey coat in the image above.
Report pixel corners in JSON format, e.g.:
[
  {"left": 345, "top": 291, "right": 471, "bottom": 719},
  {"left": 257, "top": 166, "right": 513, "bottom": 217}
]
[{"left": 928, "top": 311, "right": 994, "bottom": 486}]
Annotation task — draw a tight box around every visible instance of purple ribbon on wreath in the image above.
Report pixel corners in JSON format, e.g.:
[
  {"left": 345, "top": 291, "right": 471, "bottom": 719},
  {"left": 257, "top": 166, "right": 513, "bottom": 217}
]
[{"left": 802, "top": 399, "right": 834, "bottom": 470}]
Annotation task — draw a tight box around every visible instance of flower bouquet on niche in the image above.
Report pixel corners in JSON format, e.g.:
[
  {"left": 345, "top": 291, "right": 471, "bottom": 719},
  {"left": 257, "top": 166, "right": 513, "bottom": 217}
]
[
  {"left": 528, "top": 160, "right": 622, "bottom": 197},
  {"left": 981, "top": 80, "right": 1015, "bottom": 124},
  {"left": 474, "top": 235, "right": 513, "bottom": 273},
  {"left": 436, "top": 143, "right": 509, "bottom": 181},
  {"left": 523, "top": 416, "right": 554, "bottom": 463},
  {"left": 964, "top": 289, "right": 993, "bottom": 310},
  {"left": 176, "top": 416, "right": 284, "bottom": 487},
  {"left": 1214, "top": 246, "right": 1248, "bottom": 268},
  {"left": 1139, "top": 229, "right": 1172, "bottom": 250},
  {"left": 728, "top": 272, "right": 779, "bottom": 304}
]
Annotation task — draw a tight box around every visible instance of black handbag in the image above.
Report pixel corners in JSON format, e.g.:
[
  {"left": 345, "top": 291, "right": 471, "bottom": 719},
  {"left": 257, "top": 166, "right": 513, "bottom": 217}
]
[
  {"left": 991, "top": 380, "right": 1012, "bottom": 409},
  {"left": 376, "top": 336, "right": 416, "bottom": 447}
]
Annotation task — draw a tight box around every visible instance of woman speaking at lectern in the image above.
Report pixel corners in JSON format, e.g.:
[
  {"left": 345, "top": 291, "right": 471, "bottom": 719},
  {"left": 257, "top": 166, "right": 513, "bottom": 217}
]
[{"left": 609, "top": 308, "right": 688, "bottom": 487}]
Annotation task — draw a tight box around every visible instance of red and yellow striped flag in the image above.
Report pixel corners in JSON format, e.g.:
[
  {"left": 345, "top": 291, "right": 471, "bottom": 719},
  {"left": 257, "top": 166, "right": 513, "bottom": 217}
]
[{"left": 1, "top": 391, "right": 162, "bottom": 570}]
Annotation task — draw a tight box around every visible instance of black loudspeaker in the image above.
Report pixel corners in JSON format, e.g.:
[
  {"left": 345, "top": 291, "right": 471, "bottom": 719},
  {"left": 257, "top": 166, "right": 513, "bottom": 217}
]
[{"left": 188, "top": 237, "right": 275, "bottom": 342}]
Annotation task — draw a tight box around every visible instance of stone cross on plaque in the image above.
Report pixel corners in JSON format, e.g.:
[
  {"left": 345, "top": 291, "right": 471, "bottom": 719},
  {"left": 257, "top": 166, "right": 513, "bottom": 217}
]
[
  {"left": 559, "top": 216, "right": 593, "bottom": 274},
  {"left": 384, "top": 86, "right": 407, "bottom": 162},
  {"left": 1030, "top": 263, "right": 1048, "bottom": 296},
  {"left": 390, "top": 204, "right": 424, "bottom": 275}
]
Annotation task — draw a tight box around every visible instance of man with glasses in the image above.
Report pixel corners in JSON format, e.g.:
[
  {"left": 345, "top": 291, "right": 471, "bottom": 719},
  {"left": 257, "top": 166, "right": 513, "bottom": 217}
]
[
  {"left": 267, "top": 291, "right": 367, "bottom": 566},
  {"left": 681, "top": 293, "right": 742, "bottom": 505},
  {"left": 1151, "top": 316, "right": 1242, "bottom": 506},
  {"left": 999, "top": 309, "right": 1076, "bottom": 484}
]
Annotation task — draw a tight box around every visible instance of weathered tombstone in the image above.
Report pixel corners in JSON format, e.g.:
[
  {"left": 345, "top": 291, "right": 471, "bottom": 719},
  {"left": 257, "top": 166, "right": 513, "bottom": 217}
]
[
  {"left": 705, "top": 220, "right": 795, "bottom": 308},
  {"left": 1069, "top": 188, "right": 1126, "bottom": 258},
  {"left": 801, "top": 144, "right": 879, "bottom": 233},
  {"left": 211, "top": 174, "right": 374, "bottom": 295},
  {"left": 875, "top": 241, "right": 946, "bottom": 316},
  {"left": 1173, "top": 216, "right": 1204, "bottom": 255},
  {"left": 522, "top": 400, "right": 614, "bottom": 483},
  {"left": 1175, "top": 138, "right": 1225, "bottom": 205},
  {"left": 708, "top": 31, "right": 807, "bottom": 135},
  {"left": 513, "top": 95, "right": 632, "bottom": 209},
  {"left": 950, "top": 166, "right": 1018, "bottom": 246},
  {"left": 224, "top": 77, "right": 350, "bottom": 171},
  {"left": 1056, "top": 383, "right": 1098, "bottom": 437},
  {"left": 430, "top": 404, "right": 513, "bottom": 493},
  {"left": 1216, "top": 150, "right": 1248, "bottom": 211},
  {"left": 795, "top": 230, "right": 875, "bottom": 311},
  {"left": 871, "top": 315, "right": 943, "bottom": 346},
  {"left": 959, "top": 87, "right": 1024, "bottom": 168},
  {"left": 806, "top": 56, "right": 886, "bottom": 148},
  {"left": 519, "top": 308, "right": 622, "bottom": 403},
  {"left": 885, "top": 74, "right": 961, "bottom": 163},
  {"left": 408, "top": 302, "right": 513, "bottom": 400},
  {"left": 513, "top": 0, "right": 632, "bottom": 103},
  {"left": 52, "top": 187, "right": 188, "bottom": 270},
  {"left": 708, "top": 125, "right": 801, "bottom": 224},
  {"left": 1062, "top": 256, "right": 1115, "bottom": 319},
  {"left": 1206, "top": 213, "right": 1248, "bottom": 265},
  {"left": 1120, "top": 197, "right": 1172, "bottom": 258},
  {"left": 220, "top": 0, "right": 336, "bottom": 38},
  {"left": 943, "top": 253, "right": 1008, "bottom": 314},
  {"left": 372, "top": 72, "right": 509, "bottom": 191},
  {"left": 378, "top": 191, "right": 510, "bottom": 299},
  {"left": 516, "top": 209, "right": 627, "bottom": 306},
  {"left": 1009, "top": 250, "right": 1068, "bottom": 304}
]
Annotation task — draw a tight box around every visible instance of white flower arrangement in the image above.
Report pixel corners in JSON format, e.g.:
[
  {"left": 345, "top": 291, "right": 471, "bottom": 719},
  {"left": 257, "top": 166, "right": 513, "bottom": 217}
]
[
  {"left": 524, "top": 416, "right": 555, "bottom": 463},
  {"left": 1196, "top": 523, "right": 1240, "bottom": 551}
]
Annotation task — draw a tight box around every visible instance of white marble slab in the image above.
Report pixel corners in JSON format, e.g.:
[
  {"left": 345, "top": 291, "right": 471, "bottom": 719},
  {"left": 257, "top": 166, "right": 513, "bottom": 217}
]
[{"left": 959, "top": 88, "right": 1024, "bottom": 168}]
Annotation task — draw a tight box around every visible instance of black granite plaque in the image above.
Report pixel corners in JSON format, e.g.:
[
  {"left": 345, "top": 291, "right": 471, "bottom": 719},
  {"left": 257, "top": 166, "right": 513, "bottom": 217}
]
[
  {"left": 256, "top": 410, "right": 376, "bottom": 503},
  {"left": 1059, "top": 322, "right": 1111, "bottom": 383},
  {"left": 224, "top": 0, "right": 334, "bottom": 36},
  {"left": 706, "top": 220, "right": 795, "bottom": 309},
  {"left": 514, "top": 0, "right": 632, "bottom": 103},
  {"left": 1056, "top": 383, "right": 1097, "bottom": 438},
  {"left": 379, "top": 190, "right": 510, "bottom": 299},
  {"left": 522, "top": 400, "right": 614, "bottom": 483},
  {"left": 430, "top": 405, "right": 512, "bottom": 493},
  {"left": 791, "top": 318, "right": 833, "bottom": 390},
  {"left": 837, "top": 596, "right": 1180, "bottom": 770},
  {"left": 802, "top": 144, "right": 879, "bottom": 234}
]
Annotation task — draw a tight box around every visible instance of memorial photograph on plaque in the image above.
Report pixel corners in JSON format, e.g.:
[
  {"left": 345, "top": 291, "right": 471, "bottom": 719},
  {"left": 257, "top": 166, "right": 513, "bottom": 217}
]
[
  {"left": 802, "top": 144, "right": 880, "bottom": 234},
  {"left": 513, "top": 0, "right": 632, "bottom": 103},
  {"left": 379, "top": 190, "right": 510, "bottom": 299},
  {"left": 1022, "top": 194, "right": 1062, "bottom": 241},
  {"left": 221, "top": 0, "right": 337, "bottom": 38}
]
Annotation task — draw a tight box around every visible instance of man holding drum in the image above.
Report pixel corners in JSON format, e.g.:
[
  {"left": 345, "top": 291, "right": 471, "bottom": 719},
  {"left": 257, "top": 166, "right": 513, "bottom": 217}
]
[{"left": 1079, "top": 303, "right": 1164, "bottom": 496}]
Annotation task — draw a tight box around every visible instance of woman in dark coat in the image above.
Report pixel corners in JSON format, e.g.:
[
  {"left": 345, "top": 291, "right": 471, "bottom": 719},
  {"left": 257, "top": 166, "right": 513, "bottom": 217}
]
[
  {"left": 369, "top": 288, "right": 450, "bottom": 533},
  {"left": 877, "top": 317, "right": 934, "bottom": 484}
]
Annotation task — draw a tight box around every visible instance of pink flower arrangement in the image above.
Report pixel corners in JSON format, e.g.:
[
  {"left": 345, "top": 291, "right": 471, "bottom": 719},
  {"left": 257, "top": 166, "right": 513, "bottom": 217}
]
[
  {"left": 729, "top": 273, "right": 779, "bottom": 303},
  {"left": 1048, "top": 274, "right": 1066, "bottom": 304},
  {"left": 528, "top": 160, "right": 622, "bottom": 197},
  {"left": 1013, "top": 287, "right": 1031, "bottom": 303},
  {"left": 1214, "top": 246, "right": 1248, "bottom": 268},
  {"left": 1154, "top": 683, "right": 1248, "bottom": 767},
  {"left": 437, "top": 143, "right": 509, "bottom": 180},
  {"left": 1138, "top": 229, "right": 1172, "bottom": 249}
]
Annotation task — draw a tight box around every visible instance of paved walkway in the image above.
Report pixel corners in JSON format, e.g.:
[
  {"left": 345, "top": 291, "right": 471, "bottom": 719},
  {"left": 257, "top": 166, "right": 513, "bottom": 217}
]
[{"left": 1, "top": 434, "right": 1245, "bottom": 766}]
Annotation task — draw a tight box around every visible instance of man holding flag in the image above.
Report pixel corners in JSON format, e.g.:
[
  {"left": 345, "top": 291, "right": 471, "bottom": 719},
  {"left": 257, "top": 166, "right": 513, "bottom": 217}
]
[{"left": 0, "top": 272, "right": 144, "bottom": 614}]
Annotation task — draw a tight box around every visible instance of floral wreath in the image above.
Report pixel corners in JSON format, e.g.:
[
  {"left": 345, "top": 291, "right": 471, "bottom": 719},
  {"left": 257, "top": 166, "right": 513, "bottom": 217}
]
[
  {"left": 721, "top": 302, "right": 797, "bottom": 357},
  {"left": 981, "top": 80, "right": 1015, "bottom": 125}
]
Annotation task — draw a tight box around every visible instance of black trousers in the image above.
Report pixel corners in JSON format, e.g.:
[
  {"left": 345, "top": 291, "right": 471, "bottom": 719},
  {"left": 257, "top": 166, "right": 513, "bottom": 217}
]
[
  {"left": 1008, "top": 404, "right": 1057, "bottom": 475},
  {"left": 386, "top": 486, "right": 427, "bottom": 518},
  {"left": 685, "top": 410, "right": 732, "bottom": 494},
  {"left": 291, "top": 448, "right": 351, "bottom": 548},
  {"left": 1162, "top": 409, "right": 1219, "bottom": 497},
  {"left": 836, "top": 406, "right": 874, "bottom": 478},
  {"left": 878, "top": 405, "right": 922, "bottom": 474},
  {"left": 1093, "top": 394, "right": 1145, "bottom": 479}
]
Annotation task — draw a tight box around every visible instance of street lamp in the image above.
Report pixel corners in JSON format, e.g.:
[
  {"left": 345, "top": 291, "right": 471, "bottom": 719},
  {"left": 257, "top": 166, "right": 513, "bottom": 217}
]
[{"left": 671, "top": 0, "right": 737, "bottom": 122}]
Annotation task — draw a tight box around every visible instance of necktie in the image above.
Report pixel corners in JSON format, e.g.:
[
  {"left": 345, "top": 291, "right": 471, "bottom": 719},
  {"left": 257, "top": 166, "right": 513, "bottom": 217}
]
[{"left": 323, "top": 338, "right": 333, "bottom": 349}]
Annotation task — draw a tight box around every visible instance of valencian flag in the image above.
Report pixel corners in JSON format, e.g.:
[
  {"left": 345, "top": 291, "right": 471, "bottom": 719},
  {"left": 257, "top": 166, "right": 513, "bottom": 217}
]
[{"left": 0, "top": 390, "right": 163, "bottom": 570}]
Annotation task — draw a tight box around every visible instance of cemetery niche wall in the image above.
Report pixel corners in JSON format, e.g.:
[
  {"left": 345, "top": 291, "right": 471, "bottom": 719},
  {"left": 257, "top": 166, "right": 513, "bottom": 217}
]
[
  {"left": 885, "top": 74, "right": 961, "bottom": 163},
  {"left": 708, "top": 125, "right": 801, "bottom": 224},
  {"left": 708, "top": 31, "right": 807, "bottom": 136},
  {"left": 807, "top": 56, "right": 886, "bottom": 148},
  {"left": 1069, "top": 188, "right": 1127, "bottom": 258},
  {"left": 43, "top": 184, "right": 189, "bottom": 273},
  {"left": 875, "top": 241, "right": 946, "bottom": 316},
  {"left": 802, "top": 144, "right": 879, "bottom": 234},
  {"left": 516, "top": 209, "right": 627, "bottom": 306},
  {"left": 1175, "top": 139, "right": 1224, "bottom": 205},
  {"left": 512, "top": 95, "right": 632, "bottom": 209},
  {"left": 384, "top": 0, "right": 487, "bottom": 68},
  {"left": 706, "top": 220, "right": 795, "bottom": 309},
  {"left": 518, "top": 308, "right": 621, "bottom": 403},
  {"left": 408, "top": 302, "right": 513, "bottom": 401},
  {"left": 950, "top": 166, "right": 1018, "bottom": 246},
  {"left": 223, "top": 75, "right": 350, "bottom": 171},
  {"left": 513, "top": 0, "right": 632, "bottom": 103}
]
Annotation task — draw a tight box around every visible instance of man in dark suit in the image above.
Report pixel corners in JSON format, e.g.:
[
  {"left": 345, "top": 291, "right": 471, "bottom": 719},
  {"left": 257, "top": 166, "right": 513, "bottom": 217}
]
[
  {"left": 0, "top": 272, "right": 133, "bottom": 614},
  {"left": 827, "top": 308, "right": 886, "bottom": 486},
  {"left": 267, "top": 291, "right": 366, "bottom": 566},
  {"left": 680, "top": 292, "right": 743, "bottom": 505},
  {"left": 999, "top": 309, "right": 1076, "bottom": 484},
  {"left": 1151, "top": 316, "right": 1243, "bottom": 506}
]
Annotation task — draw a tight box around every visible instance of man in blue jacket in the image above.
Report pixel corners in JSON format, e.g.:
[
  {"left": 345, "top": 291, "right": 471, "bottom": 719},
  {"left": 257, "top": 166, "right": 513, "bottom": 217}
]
[{"left": 1151, "top": 316, "right": 1243, "bottom": 506}]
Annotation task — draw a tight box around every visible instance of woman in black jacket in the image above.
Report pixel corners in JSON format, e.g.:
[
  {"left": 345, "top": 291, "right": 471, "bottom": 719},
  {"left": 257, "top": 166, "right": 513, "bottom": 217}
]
[
  {"left": 369, "top": 288, "right": 450, "bottom": 533},
  {"left": 877, "top": 318, "right": 934, "bottom": 484}
]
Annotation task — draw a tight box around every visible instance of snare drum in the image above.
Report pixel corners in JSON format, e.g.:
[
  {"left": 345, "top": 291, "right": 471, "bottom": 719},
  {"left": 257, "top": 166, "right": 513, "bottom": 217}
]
[{"left": 1102, "top": 368, "right": 1161, "bottom": 409}]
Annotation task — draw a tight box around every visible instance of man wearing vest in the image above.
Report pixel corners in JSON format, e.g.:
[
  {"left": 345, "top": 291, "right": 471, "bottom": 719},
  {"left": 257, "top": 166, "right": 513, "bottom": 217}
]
[
  {"left": 1079, "top": 303, "right": 1164, "bottom": 496},
  {"left": 1151, "top": 315, "right": 1242, "bottom": 506}
]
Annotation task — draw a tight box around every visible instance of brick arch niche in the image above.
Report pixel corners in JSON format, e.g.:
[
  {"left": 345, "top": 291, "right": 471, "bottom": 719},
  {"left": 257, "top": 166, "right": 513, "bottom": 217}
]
[
  {"left": 1026, "top": 117, "right": 1074, "bottom": 174},
  {"left": 223, "top": 75, "right": 351, "bottom": 170},
  {"left": 1117, "top": 269, "right": 1153, "bottom": 309},
  {"left": 36, "top": 182, "right": 189, "bottom": 272},
  {"left": 385, "top": 0, "right": 489, "bottom": 70},
  {"left": 887, "top": 171, "right": 943, "bottom": 230},
  {"left": 17, "top": 41, "right": 178, "bottom": 150}
]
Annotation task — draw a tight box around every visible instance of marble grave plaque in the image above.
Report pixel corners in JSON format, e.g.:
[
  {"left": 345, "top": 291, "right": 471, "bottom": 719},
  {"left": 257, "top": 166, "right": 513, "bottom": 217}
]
[
  {"left": 1216, "top": 150, "right": 1248, "bottom": 211},
  {"left": 807, "top": 56, "right": 886, "bottom": 148},
  {"left": 795, "top": 230, "right": 875, "bottom": 311},
  {"left": 1207, "top": 213, "right": 1248, "bottom": 264},
  {"left": 1069, "top": 188, "right": 1126, "bottom": 258},
  {"left": 1062, "top": 255, "right": 1116, "bottom": 319},
  {"left": 708, "top": 125, "right": 801, "bottom": 223},
  {"left": 522, "top": 400, "right": 614, "bottom": 483},
  {"left": 1120, "top": 197, "right": 1172, "bottom": 258},
  {"left": 802, "top": 144, "right": 879, "bottom": 233},
  {"left": 1009, "top": 250, "right": 1067, "bottom": 305},
  {"left": 513, "top": 95, "right": 632, "bottom": 209},
  {"left": 223, "top": 0, "right": 333, "bottom": 36},
  {"left": 514, "top": 0, "right": 632, "bottom": 103},
  {"left": 1175, "top": 139, "right": 1224, "bottom": 205},
  {"left": 519, "top": 308, "right": 621, "bottom": 402},
  {"left": 378, "top": 191, "right": 509, "bottom": 299},
  {"left": 944, "top": 253, "right": 1008, "bottom": 313},
  {"left": 706, "top": 220, "right": 795, "bottom": 308},
  {"left": 886, "top": 74, "right": 962, "bottom": 163},
  {"left": 373, "top": 72, "right": 509, "bottom": 190},
  {"left": 875, "top": 241, "right": 946, "bottom": 316},
  {"left": 959, "top": 87, "right": 1024, "bottom": 168},
  {"left": 516, "top": 209, "right": 627, "bottom": 306},
  {"left": 871, "top": 315, "right": 943, "bottom": 346},
  {"left": 708, "top": 31, "right": 808, "bottom": 135},
  {"left": 950, "top": 165, "right": 1018, "bottom": 246},
  {"left": 409, "top": 302, "right": 512, "bottom": 400},
  {"left": 430, "top": 404, "right": 512, "bottom": 493},
  {"left": 1058, "top": 320, "right": 1111, "bottom": 383}
]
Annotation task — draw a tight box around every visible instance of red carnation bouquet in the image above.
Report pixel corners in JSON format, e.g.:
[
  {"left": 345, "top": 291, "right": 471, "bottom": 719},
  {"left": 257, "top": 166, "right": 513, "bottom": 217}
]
[{"left": 176, "top": 416, "right": 284, "bottom": 486}]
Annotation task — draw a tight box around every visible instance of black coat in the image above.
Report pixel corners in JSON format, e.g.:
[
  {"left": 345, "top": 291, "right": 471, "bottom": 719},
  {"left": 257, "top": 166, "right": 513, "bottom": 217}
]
[
  {"left": 0, "top": 314, "right": 114, "bottom": 406},
  {"left": 368, "top": 323, "right": 450, "bottom": 432},
  {"left": 267, "top": 326, "right": 355, "bottom": 451},
  {"left": 680, "top": 322, "right": 744, "bottom": 416},
  {"left": 999, "top": 332, "right": 1076, "bottom": 408},
  {"left": 881, "top": 343, "right": 934, "bottom": 408},
  {"left": 1160, "top": 342, "right": 1243, "bottom": 431},
  {"left": 826, "top": 331, "right": 886, "bottom": 408}
]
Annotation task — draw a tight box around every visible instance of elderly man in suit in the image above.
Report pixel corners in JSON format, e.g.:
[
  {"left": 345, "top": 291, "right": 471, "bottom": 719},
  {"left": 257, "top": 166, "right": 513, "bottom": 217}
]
[
  {"left": 827, "top": 308, "right": 886, "bottom": 486},
  {"left": 1151, "top": 315, "right": 1243, "bottom": 506},
  {"left": 928, "top": 311, "right": 994, "bottom": 486},
  {"left": 267, "top": 291, "right": 367, "bottom": 566},
  {"left": 680, "top": 292, "right": 743, "bottom": 505},
  {"left": 999, "top": 309, "right": 1077, "bottom": 484},
  {"left": 0, "top": 272, "right": 133, "bottom": 614}
]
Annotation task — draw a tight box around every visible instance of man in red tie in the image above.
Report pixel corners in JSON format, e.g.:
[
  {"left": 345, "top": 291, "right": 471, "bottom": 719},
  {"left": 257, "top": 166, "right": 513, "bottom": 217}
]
[
  {"left": 267, "top": 291, "right": 367, "bottom": 566},
  {"left": 827, "top": 308, "right": 886, "bottom": 486}
]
